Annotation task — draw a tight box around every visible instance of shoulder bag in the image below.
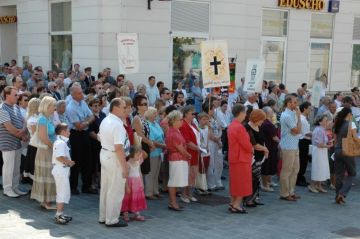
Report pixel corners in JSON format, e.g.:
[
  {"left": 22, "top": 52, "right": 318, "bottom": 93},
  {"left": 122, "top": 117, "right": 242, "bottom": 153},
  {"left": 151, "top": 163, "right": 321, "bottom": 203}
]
[{"left": 342, "top": 123, "right": 360, "bottom": 157}]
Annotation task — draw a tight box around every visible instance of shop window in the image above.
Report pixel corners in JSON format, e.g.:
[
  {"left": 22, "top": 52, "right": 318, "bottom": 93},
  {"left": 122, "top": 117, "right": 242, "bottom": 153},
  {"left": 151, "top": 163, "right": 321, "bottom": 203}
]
[
  {"left": 311, "top": 13, "right": 333, "bottom": 39},
  {"left": 172, "top": 37, "right": 205, "bottom": 91},
  {"left": 50, "top": 1, "right": 72, "bottom": 72},
  {"left": 262, "top": 9, "right": 288, "bottom": 84},
  {"left": 262, "top": 10, "right": 288, "bottom": 37}
]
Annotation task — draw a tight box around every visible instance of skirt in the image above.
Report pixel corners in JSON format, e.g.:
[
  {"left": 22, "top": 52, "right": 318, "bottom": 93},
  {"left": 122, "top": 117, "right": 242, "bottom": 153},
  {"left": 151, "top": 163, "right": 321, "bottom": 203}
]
[
  {"left": 31, "top": 148, "right": 56, "bottom": 203},
  {"left": 168, "top": 160, "right": 189, "bottom": 188},
  {"left": 24, "top": 145, "right": 37, "bottom": 179},
  {"left": 121, "top": 176, "right": 147, "bottom": 213},
  {"left": 311, "top": 147, "right": 330, "bottom": 181}
]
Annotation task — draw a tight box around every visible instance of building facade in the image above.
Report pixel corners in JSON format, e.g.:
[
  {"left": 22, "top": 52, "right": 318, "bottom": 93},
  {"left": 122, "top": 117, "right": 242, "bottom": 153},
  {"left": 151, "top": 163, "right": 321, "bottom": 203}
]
[{"left": 0, "top": 0, "right": 359, "bottom": 92}]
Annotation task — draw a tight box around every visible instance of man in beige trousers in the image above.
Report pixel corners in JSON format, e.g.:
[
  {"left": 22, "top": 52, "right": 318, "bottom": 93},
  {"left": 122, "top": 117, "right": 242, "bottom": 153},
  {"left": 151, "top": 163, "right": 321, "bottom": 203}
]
[{"left": 279, "top": 95, "right": 302, "bottom": 201}]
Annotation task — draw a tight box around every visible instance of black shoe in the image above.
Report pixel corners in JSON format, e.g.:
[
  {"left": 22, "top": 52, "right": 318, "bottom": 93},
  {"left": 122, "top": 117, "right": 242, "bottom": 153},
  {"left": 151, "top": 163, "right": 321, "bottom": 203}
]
[
  {"left": 82, "top": 188, "right": 98, "bottom": 194},
  {"left": 221, "top": 176, "right": 226, "bottom": 180},
  {"left": 99, "top": 221, "right": 105, "bottom": 224},
  {"left": 105, "top": 221, "right": 128, "bottom": 227},
  {"left": 62, "top": 215, "right": 72, "bottom": 221},
  {"left": 71, "top": 189, "right": 80, "bottom": 195},
  {"left": 244, "top": 203, "right": 257, "bottom": 208}
]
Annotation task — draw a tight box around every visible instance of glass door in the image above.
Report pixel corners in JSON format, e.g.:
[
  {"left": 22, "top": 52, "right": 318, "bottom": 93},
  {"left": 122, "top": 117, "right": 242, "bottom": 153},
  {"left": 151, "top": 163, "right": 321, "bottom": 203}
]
[{"left": 309, "top": 42, "right": 331, "bottom": 88}]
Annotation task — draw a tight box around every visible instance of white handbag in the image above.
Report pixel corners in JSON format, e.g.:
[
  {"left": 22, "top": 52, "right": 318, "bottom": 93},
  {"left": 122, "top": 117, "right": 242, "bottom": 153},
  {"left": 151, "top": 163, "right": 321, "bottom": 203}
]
[
  {"left": 195, "top": 156, "right": 208, "bottom": 191},
  {"left": 29, "top": 123, "right": 48, "bottom": 149}
]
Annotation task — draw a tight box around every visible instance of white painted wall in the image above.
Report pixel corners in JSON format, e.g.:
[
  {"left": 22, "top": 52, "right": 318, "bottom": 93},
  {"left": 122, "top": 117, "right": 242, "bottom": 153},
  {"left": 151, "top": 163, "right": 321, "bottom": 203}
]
[
  {"left": 0, "top": 5, "right": 17, "bottom": 64},
  {"left": 2, "top": 0, "right": 360, "bottom": 92}
]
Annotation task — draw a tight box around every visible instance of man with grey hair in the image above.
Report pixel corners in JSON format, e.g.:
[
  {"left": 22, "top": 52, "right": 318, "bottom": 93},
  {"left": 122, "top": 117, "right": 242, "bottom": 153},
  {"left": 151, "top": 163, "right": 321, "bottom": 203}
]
[
  {"left": 244, "top": 92, "right": 259, "bottom": 110},
  {"left": 48, "top": 81, "right": 61, "bottom": 101},
  {"left": 316, "top": 96, "right": 331, "bottom": 118},
  {"left": 66, "top": 85, "right": 95, "bottom": 195}
]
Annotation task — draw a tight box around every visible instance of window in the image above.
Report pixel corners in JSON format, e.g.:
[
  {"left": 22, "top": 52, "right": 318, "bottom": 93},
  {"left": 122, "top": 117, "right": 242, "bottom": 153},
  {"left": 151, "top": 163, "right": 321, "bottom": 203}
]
[
  {"left": 50, "top": 1, "right": 72, "bottom": 72},
  {"left": 172, "top": 37, "right": 205, "bottom": 90},
  {"left": 171, "top": 1, "right": 210, "bottom": 93},
  {"left": 351, "top": 17, "right": 360, "bottom": 87},
  {"left": 261, "top": 9, "right": 288, "bottom": 84},
  {"left": 309, "top": 13, "right": 333, "bottom": 88}
]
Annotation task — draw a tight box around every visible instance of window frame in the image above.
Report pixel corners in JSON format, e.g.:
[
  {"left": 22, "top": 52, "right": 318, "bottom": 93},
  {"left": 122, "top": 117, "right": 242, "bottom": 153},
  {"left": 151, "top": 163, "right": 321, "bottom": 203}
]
[
  {"left": 308, "top": 13, "right": 334, "bottom": 90},
  {"left": 261, "top": 8, "right": 289, "bottom": 85},
  {"left": 49, "top": 0, "right": 72, "bottom": 72}
]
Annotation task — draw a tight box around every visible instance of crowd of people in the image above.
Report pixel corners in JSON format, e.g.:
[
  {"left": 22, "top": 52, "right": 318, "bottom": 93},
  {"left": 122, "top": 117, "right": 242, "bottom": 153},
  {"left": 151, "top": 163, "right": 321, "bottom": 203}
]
[{"left": 0, "top": 60, "right": 358, "bottom": 227}]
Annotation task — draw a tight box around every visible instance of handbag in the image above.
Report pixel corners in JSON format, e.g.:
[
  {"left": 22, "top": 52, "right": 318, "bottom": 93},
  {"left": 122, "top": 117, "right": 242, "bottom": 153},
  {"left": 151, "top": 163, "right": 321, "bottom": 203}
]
[
  {"left": 195, "top": 156, "right": 208, "bottom": 191},
  {"left": 29, "top": 122, "right": 48, "bottom": 149},
  {"left": 342, "top": 123, "right": 360, "bottom": 157}
]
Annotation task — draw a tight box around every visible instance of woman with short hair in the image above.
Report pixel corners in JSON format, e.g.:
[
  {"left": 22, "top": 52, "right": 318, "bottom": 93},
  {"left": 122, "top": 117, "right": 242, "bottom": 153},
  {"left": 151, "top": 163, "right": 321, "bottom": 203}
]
[
  {"left": 165, "top": 110, "right": 191, "bottom": 211},
  {"left": 228, "top": 104, "right": 252, "bottom": 213},
  {"left": 244, "top": 109, "right": 268, "bottom": 207},
  {"left": 31, "top": 96, "right": 57, "bottom": 209},
  {"left": 144, "top": 107, "right": 166, "bottom": 199}
]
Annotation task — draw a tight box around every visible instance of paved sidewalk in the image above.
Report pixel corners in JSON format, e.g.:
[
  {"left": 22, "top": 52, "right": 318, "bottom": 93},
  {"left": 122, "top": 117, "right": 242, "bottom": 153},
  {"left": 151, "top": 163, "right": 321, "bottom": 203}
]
[{"left": 0, "top": 169, "right": 360, "bottom": 239}]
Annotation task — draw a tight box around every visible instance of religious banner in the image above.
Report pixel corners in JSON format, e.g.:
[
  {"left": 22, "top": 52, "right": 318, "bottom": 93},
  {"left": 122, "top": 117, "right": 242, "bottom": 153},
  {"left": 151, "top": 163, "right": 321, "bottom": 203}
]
[
  {"left": 228, "top": 60, "right": 236, "bottom": 93},
  {"left": 201, "top": 40, "right": 230, "bottom": 88},
  {"left": 244, "top": 59, "right": 265, "bottom": 93},
  {"left": 116, "top": 33, "right": 139, "bottom": 74},
  {"left": 311, "top": 80, "right": 325, "bottom": 108}
]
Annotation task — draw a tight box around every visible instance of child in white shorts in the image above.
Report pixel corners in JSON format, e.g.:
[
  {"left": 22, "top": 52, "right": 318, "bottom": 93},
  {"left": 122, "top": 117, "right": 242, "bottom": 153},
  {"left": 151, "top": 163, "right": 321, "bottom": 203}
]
[{"left": 52, "top": 123, "right": 75, "bottom": 225}]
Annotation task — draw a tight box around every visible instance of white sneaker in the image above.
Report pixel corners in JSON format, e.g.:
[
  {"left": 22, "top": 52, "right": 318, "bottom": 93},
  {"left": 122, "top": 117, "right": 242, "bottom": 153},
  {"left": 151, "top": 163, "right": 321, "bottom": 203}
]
[
  {"left": 4, "top": 190, "right": 20, "bottom": 198},
  {"left": 14, "top": 188, "right": 28, "bottom": 196},
  {"left": 189, "top": 196, "right": 198, "bottom": 202},
  {"left": 180, "top": 196, "right": 190, "bottom": 203}
]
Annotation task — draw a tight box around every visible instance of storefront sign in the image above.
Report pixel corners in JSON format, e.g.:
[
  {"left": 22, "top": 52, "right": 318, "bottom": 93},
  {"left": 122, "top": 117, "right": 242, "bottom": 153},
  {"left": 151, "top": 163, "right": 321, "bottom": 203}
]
[
  {"left": 0, "top": 16, "right": 17, "bottom": 24},
  {"left": 328, "top": 0, "right": 340, "bottom": 13},
  {"left": 201, "top": 40, "right": 230, "bottom": 88},
  {"left": 244, "top": 59, "right": 265, "bottom": 93},
  {"left": 278, "top": 0, "right": 325, "bottom": 11},
  {"left": 117, "top": 33, "right": 139, "bottom": 74}
]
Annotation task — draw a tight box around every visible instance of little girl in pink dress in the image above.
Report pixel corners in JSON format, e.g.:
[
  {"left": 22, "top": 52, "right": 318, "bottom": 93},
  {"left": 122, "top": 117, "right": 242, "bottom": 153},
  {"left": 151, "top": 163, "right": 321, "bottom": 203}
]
[{"left": 121, "top": 146, "right": 147, "bottom": 221}]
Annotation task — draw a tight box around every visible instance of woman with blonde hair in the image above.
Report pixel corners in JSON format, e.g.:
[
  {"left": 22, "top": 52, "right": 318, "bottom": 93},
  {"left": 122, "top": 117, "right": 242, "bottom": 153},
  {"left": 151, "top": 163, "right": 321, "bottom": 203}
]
[
  {"left": 31, "top": 96, "right": 57, "bottom": 210},
  {"left": 166, "top": 110, "right": 191, "bottom": 211},
  {"left": 24, "top": 98, "right": 41, "bottom": 180}
]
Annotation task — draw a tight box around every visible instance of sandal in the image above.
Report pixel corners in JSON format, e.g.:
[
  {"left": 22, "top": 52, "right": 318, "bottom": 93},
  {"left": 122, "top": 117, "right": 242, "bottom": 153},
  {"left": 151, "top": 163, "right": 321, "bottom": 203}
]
[
  {"left": 279, "top": 196, "right": 296, "bottom": 202},
  {"left": 133, "top": 214, "right": 145, "bottom": 221},
  {"left": 229, "top": 205, "right": 247, "bottom": 214},
  {"left": 41, "top": 203, "right": 57, "bottom": 210}
]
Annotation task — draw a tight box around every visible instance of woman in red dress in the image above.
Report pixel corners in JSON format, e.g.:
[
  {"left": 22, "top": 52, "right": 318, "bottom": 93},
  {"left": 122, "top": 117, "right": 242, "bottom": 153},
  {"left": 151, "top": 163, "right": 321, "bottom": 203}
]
[{"left": 227, "top": 104, "right": 253, "bottom": 214}]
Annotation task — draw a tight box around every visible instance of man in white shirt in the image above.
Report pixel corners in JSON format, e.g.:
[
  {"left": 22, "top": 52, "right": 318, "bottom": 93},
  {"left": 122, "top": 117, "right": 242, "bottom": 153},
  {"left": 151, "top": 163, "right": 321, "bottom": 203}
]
[
  {"left": 146, "top": 76, "right": 160, "bottom": 107},
  {"left": 98, "top": 98, "right": 129, "bottom": 227},
  {"left": 244, "top": 92, "right": 259, "bottom": 110},
  {"left": 297, "top": 101, "right": 312, "bottom": 187}
]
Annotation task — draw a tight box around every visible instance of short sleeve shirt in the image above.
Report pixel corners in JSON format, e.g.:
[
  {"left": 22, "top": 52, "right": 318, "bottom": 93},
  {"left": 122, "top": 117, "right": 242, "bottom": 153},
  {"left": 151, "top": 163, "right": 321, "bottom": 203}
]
[
  {"left": 0, "top": 103, "right": 24, "bottom": 151},
  {"left": 52, "top": 136, "right": 71, "bottom": 166},
  {"left": 99, "top": 113, "right": 130, "bottom": 155},
  {"left": 38, "top": 115, "right": 56, "bottom": 143},
  {"left": 66, "top": 99, "right": 93, "bottom": 130},
  {"left": 148, "top": 121, "right": 164, "bottom": 158},
  {"left": 165, "top": 127, "right": 187, "bottom": 161},
  {"left": 280, "top": 108, "right": 300, "bottom": 150}
]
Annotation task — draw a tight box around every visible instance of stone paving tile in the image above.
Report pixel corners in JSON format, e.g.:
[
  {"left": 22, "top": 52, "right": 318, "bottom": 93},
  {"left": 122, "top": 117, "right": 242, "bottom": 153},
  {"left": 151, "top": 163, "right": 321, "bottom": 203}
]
[{"left": 1, "top": 166, "right": 360, "bottom": 239}]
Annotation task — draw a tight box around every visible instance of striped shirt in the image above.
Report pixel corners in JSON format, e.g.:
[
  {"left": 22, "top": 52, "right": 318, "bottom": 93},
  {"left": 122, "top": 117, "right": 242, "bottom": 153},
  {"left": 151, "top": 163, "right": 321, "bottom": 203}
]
[{"left": 0, "top": 103, "right": 24, "bottom": 151}]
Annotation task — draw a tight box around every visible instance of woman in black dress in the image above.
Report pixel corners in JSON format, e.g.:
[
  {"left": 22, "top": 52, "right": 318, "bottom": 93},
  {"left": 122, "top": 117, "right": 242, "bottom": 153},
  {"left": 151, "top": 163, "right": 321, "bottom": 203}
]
[
  {"left": 132, "top": 95, "right": 153, "bottom": 175},
  {"left": 260, "top": 106, "right": 279, "bottom": 191},
  {"left": 244, "top": 109, "right": 268, "bottom": 207}
]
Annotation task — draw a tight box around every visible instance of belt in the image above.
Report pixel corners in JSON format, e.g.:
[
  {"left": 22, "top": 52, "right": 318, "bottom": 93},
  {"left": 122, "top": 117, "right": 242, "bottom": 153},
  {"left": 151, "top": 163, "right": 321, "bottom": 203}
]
[{"left": 102, "top": 148, "right": 115, "bottom": 152}]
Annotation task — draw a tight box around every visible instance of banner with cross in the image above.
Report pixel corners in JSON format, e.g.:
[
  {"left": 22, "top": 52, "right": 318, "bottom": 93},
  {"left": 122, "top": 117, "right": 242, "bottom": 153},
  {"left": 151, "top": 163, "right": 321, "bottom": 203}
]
[{"left": 201, "top": 40, "right": 230, "bottom": 89}]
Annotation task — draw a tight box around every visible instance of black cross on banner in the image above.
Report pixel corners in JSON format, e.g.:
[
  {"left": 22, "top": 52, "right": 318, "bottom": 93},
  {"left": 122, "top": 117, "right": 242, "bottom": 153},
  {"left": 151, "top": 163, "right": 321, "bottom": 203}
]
[{"left": 210, "top": 56, "right": 221, "bottom": 75}]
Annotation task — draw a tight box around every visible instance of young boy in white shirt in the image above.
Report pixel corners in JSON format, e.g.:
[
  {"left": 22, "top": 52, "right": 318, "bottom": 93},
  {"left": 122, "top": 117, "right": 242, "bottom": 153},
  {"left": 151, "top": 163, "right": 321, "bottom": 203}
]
[{"left": 52, "top": 123, "right": 75, "bottom": 224}]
